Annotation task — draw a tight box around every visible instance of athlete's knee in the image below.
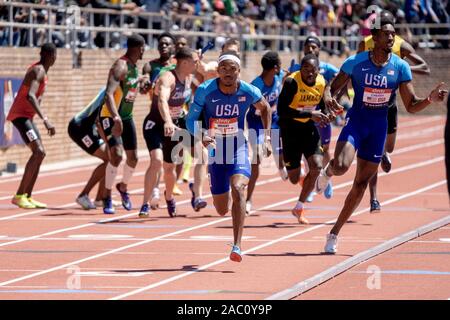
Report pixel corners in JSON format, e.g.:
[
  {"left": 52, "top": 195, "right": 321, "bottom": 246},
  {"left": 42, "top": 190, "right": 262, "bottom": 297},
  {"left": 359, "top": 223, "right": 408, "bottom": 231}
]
[
  {"left": 307, "top": 162, "right": 322, "bottom": 177},
  {"left": 353, "top": 178, "right": 370, "bottom": 191},
  {"left": 110, "top": 150, "right": 123, "bottom": 167},
  {"left": 213, "top": 200, "right": 229, "bottom": 216},
  {"left": 331, "top": 160, "right": 350, "bottom": 176},
  {"left": 127, "top": 156, "right": 138, "bottom": 168},
  {"left": 32, "top": 147, "right": 46, "bottom": 161},
  {"left": 288, "top": 174, "right": 299, "bottom": 185},
  {"left": 231, "top": 182, "right": 246, "bottom": 199}
]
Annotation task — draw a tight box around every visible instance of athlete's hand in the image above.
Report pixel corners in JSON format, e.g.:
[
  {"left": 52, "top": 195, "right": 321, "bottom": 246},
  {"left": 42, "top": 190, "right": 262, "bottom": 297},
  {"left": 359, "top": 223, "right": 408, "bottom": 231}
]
[
  {"left": 202, "top": 135, "right": 216, "bottom": 149},
  {"left": 325, "top": 97, "right": 344, "bottom": 115},
  {"left": 428, "top": 82, "right": 448, "bottom": 103},
  {"left": 164, "top": 120, "right": 177, "bottom": 137},
  {"left": 262, "top": 136, "right": 272, "bottom": 158},
  {"left": 43, "top": 119, "right": 55, "bottom": 137},
  {"left": 139, "top": 75, "right": 151, "bottom": 94},
  {"left": 311, "top": 110, "right": 329, "bottom": 125},
  {"left": 112, "top": 116, "right": 123, "bottom": 137}
]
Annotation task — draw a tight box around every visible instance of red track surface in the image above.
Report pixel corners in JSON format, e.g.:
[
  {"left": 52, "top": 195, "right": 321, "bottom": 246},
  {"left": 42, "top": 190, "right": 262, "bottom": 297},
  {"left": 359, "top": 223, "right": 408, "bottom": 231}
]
[{"left": 0, "top": 115, "right": 447, "bottom": 300}]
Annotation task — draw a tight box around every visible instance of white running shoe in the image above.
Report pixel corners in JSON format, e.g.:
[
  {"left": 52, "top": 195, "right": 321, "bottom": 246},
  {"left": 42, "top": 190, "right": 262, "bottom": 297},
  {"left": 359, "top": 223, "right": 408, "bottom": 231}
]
[
  {"left": 279, "top": 167, "right": 288, "bottom": 181},
  {"left": 150, "top": 188, "right": 160, "bottom": 209},
  {"left": 324, "top": 233, "right": 338, "bottom": 254},
  {"left": 76, "top": 195, "right": 96, "bottom": 210},
  {"left": 245, "top": 200, "right": 252, "bottom": 215},
  {"left": 315, "top": 168, "right": 331, "bottom": 194}
]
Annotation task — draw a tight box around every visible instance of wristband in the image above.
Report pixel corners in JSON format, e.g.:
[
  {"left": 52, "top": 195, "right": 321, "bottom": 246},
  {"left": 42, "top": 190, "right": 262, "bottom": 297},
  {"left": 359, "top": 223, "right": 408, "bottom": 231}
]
[
  {"left": 426, "top": 95, "right": 433, "bottom": 103},
  {"left": 43, "top": 116, "right": 48, "bottom": 122}
]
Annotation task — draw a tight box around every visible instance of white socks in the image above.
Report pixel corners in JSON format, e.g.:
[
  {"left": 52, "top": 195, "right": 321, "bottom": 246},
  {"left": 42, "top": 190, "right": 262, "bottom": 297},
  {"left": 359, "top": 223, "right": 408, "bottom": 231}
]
[
  {"left": 121, "top": 164, "right": 135, "bottom": 185},
  {"left": 105, "top": 163, "right": 118, "bottom": 190},
  {"left": 294, "top": 201, "right": 304, "bottom": 210}
]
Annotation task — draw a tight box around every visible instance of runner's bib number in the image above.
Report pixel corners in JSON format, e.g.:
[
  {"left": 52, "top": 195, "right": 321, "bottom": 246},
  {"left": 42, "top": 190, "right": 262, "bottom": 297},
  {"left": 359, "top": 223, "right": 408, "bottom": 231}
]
[
  {"left": 209, "top": 118, "right": 238, "bottom": 137},
  {"left": 363, "top": 88, "right": 392, "bottom": 107}
]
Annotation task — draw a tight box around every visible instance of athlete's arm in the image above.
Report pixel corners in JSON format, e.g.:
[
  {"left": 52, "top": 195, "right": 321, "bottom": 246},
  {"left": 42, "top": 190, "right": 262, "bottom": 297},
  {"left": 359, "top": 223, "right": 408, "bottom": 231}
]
[
  {"left": 27, "top": 66, "right": 55, "bottom": 136},
  {"left": 401, "top": 41, "right": 430, "bottom": 75},
  {"left": 105, "top": 59, "right": 127, "bottom": 136},
  {"left": 254, "top": 97, "right": 272, "bottom": 135},
  {"left": 325, "top": 71, "right": 348, "bottom": 113},
  {"left": 156, "top": 71, "right": 177, "bottom": 137},
  {"left": 400, "top": 81, "right": 448, "bottom": 113}
]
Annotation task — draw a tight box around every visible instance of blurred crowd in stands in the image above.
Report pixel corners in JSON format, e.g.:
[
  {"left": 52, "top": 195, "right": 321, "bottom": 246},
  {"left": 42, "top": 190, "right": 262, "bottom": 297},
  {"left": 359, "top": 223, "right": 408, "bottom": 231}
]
[{"left": 1, "top": 0, "right": 449, "bottom": 50}]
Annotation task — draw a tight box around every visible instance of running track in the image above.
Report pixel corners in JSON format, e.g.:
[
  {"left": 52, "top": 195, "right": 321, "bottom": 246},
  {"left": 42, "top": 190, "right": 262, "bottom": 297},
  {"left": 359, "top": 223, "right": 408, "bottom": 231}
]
[{"left": 0, "top": 115, "right": 448, "bottom": 300}]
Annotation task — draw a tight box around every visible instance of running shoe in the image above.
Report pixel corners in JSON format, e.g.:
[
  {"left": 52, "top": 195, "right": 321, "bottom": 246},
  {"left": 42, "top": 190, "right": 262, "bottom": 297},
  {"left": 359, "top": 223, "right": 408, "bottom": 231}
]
[
  {"left": 11, "top": 194, "right": 35, "bottom": 209},
  {"left": 165, "top": 192, "right": 176, "bottom": 217},
  {"left": 229, "top": 245, "right": 242, "bottom": 262},
  {"left": 324, "top": 233, "right": 338, "bottom": 254},
  {"left": 291, "top": 207, "right": 309, "bottom": 224},
  {"left": 189, "top": 183, "right": 207, "bottom": 212},
  {"left": 380, "top": 153, "right": 392, "bottom": 173},
  {"left": 306, "top": 192, "right": 315, "bottom": 203},
  {"left": 370, "top": 199, "right": 381, "bottom": 213},
  {"left": 315, "top": 169, "right": 331, "bottom": 194},
  {"left": 173, "top": 184, "right": 183, "bottom": 196},
  {"left": 138, "top": 203, "right": 150, "bottom": 218},
  {"left": 103, "top": 197, "right": 115, "bottom": 215},
  {"left": 94, "top": 199, "right": 121, "bottom": 208},
  {"left": 26, "top": 196, "right": 47, "bottom": 209},
  {"left": 324, "top": 181, "right": 333, "bottom": 199},
  {"left": 150, "top": 188, "right": 160, "bottom": 210},
  {"left": 76, "top": 194, "right": 96, "bottom": 210},
  {"left": 116, "top": 183, "right": 132, "bottom": 211},
  {"left": 245, "top": 200, "right": 252, "bottom": 215}
]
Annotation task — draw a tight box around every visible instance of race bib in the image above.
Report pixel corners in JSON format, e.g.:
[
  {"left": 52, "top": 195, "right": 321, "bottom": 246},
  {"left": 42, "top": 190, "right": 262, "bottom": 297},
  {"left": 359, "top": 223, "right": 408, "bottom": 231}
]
[
  {"left": 363, "top": 88, "right": 392, "bottom": 107},
  {"left": 209, "top": 118, "right": 238, "bottom": 137},
  {"left": 145, "top": 119, "right": 156, "bottom": 130},
  {"left": 26, "top": 129, "right": 38, "bottom": 142},
  {"left": 169, "top": 106, "right": 183, "bottom": 119},
  {"left": 102, "top": 118, "right": 110, "bottom": 130},
  {"left": 82, "top": 135, "right": 93, "bottom": 148},
  {"left": 124, "top": 88, "right": 138, "bottom": 102}
]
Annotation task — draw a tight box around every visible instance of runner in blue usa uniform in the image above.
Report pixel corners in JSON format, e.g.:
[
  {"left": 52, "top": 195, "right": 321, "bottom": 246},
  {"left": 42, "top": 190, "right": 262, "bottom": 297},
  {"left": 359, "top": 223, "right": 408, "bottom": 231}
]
[
  {"left": 316, "top": 16, "right": 448, "bottom": 254},
  {"left": 245, "top": 51, "right": 287, "bottom": 214},
  {"left": 186, "top": 52, "right": 272, "bottom": 263}
]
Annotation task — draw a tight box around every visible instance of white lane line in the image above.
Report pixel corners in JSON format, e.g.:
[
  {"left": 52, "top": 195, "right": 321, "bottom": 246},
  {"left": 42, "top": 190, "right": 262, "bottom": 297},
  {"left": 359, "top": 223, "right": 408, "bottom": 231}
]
[
  {"left": 0, "top": 177, "right": 281, "bottom": 248},
  {"left": 111, "top": 179, "right": 447, "bottom": 300},
  {"left": 0, "top": 155, "right": 442, "bottom": 290}
]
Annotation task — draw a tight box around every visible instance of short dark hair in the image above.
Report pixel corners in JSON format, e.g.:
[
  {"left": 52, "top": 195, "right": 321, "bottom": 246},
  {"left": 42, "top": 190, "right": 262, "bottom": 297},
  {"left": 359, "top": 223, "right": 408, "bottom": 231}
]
[
  {"left": 222, "top": 38, "right": 240, "bottom": 51},
  {"left": 370, "top": 15, "right": 395, "bottom": 36},
  {"left": 158, "top": 32, "right": 175, "bottom": 43},
  {"left": 175, "top": 46, "right": 195, "bottom": 60},
  {"left": 261, "top": 51, "right": 280, "bottom": 71},
  {"left": 127, "top": 34, "right": 145, "bottom": 48},
  {"left": 40, "top": 42, "right": 56, "bottom": 55},
  {"left": 301, "top": 53, "right": 319, "bottom": 68},
  {"left": 304, "top": 35, "right": 321, "bottom": 48}
]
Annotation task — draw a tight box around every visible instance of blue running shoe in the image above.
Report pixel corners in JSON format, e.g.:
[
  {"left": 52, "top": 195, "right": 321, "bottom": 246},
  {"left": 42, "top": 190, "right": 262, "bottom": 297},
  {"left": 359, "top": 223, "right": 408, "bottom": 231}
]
[
  {"left": 324, "top": 181, "right": 333, "bottom": 199},
  {"left": 189, "top": 183, "right": 207, "bottom": 212},
  {"left": 116, "top": 183, "right": 132, "bottom": 210},
  {"left": 103, "top": 197, "right": 115, "bottom": 215},
  {"left": 138, "top": 203, "right": 150, "bottom": 218},
  {"left": 306, "top": 192, "right": 315, "bottom": 203},
  {"left": 229, "top": 245, "right": 242, "bottom": 262},
  {"left": 165, "top": 192, "right": 177, "bottom": 217}
]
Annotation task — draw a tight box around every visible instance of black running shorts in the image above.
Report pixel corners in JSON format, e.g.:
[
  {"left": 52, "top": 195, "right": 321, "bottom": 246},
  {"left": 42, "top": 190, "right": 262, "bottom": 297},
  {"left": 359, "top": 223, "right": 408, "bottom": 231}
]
[{"left": 281, "top": 120, "right": 323, "bottom": 170}]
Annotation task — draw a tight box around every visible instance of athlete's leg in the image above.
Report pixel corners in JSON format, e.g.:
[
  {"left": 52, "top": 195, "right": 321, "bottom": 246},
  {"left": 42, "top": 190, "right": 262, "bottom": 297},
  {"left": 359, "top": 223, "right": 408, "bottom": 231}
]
[
  {"left": 300, "top": 153, "right": 323, "bottom": 202},
  {"left": 246, "top": 149, "right": 261, "bottom": 203},
  {"left": 212, "top": 192, "right": 231, "bottom": 216},
  {"left": 142, "top": 148, "right": 163, "bottom": 205},
  {"left": 19, "top": 138, "right": 46, "bottom": 197},
  {"left": 80, "top": 144, "right": 109, "bottom": 198},
  {"left": 330, "top": 157, "right": 379, "bottom": 236},
  {"left": 230, "top": 174, "right": 249, "bottom": 248}
]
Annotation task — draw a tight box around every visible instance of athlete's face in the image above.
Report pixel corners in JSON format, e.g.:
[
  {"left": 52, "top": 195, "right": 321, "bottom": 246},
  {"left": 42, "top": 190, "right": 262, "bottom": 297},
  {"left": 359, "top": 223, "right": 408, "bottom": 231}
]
[
  {"left": 374, "top": 24, "right": 396, "bottom": 53},
  {"left": 158, "top": 37, "right": 174, "bottom": 58},
  {"left": 218, "top": 60, "right": 240, "bottom": 87},
  {"left": 176, "top": 38, "right": 188, "bottom": 52},
  {"left": 274, "top": 59, "right": 281, "bottom": 75},
  {"left": 138, "top": 44, "right": 145, "bottom": 60},
  {"left": 183, "top": 52, "right": 200, "bottom": 74},
  {"left": 303, "top": 42, "right": 320, "bottom": 57},
  {"left": 300, "top": 59, "right": 319, "bottom": 86}
]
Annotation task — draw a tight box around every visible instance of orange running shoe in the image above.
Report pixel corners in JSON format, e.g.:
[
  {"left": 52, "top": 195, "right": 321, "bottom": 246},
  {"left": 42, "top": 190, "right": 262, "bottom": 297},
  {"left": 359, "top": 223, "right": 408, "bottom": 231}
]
[{"left": 291, "top": 207, "right": 309, "bottom": 224}]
